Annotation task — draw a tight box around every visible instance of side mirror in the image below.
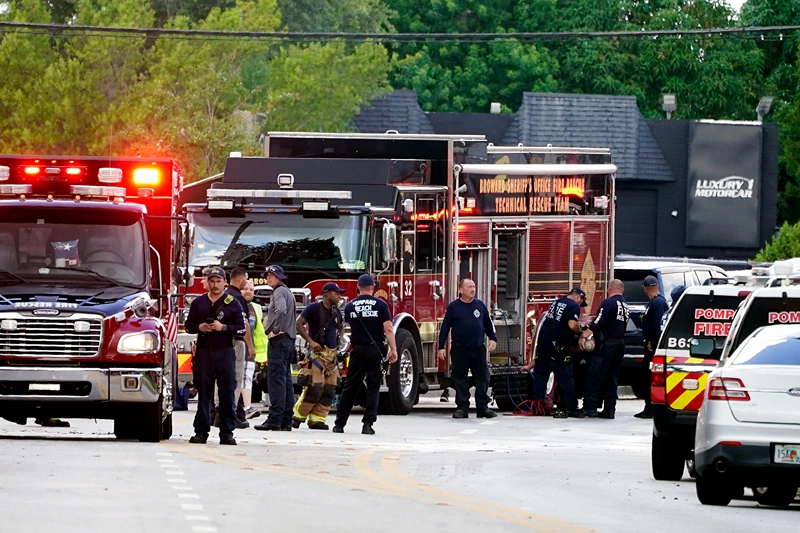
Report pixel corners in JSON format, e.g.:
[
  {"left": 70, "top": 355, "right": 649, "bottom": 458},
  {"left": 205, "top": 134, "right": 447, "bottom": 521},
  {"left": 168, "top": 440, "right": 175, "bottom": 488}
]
[
  {"left": 689, "top": 337, "right": 715, "bottom": 357},
  {"left": 381, "top": 223, "right": 397, "bottom": 264}
]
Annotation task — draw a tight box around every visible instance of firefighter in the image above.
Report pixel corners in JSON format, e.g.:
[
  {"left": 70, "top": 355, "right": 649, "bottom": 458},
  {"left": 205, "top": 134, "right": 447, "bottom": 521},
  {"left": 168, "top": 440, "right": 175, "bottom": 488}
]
[
  {"left": 636, "top": 275, "right": 669, "bottom": 419},
  {"left": 333, "top": 274, "right": 398, "bottom": 435},
  {"left": 184, "top": 266, "right": 246, "bottom": 445},
  {"left": 521, "top": 288, "right": 588, "bottom": 418},
  {"left": 292, "top": 282, "right": 345, "bottom": 430},
  {"left": 437, "top": 278, "right": 498, "bottom": 419},
  {"left": 580, "top": 279, "right": 629, "bottom": 419}
]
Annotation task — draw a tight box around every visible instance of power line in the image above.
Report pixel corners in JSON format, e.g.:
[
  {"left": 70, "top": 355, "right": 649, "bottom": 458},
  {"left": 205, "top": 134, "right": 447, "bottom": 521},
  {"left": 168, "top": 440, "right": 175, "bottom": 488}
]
[{"left": 0, "top": 20, "right": 799, "bottom": 43}]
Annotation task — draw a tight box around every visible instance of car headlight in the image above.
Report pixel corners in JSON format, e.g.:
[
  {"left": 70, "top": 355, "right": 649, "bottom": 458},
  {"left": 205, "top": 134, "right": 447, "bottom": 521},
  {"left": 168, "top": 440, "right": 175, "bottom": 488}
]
[{"left": 118, "top": 331, "right": 160, "bottom": 354}]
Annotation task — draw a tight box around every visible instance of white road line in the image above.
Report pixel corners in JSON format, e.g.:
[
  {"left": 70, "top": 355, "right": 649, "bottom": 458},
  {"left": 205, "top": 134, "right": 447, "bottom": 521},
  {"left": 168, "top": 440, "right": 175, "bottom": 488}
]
[
  {"left": 460, "top": 429, "right": 478, "bottom": 435},
  {"left": 178, "top": 493, "right": 200, "bottom": 499},
  {"left": 181, "top": 504, "right": 204, "bottom": 511},
  {"left": 479, "top": 421, "right": 498, "bottom": 426},
  {"left": 185, "top": 515, "right": 210, "bottom": 521},
  {"left": 191, "top": 527, "right": 217, "bottom": 533},
  {"left": 155, "top": 452, "right": 173, "bottom": 456},
  {"left": 173, "top": 486, "right": 192, "bottom": 491},
  {"left": 164, "top": 471, "right": 184, "bottom": 476},
  {"left": 168, "top": 478, "right": 187, "bottom": 484},
  {"left": 157, "top": 459, "right": 175, "bottom": 463}
]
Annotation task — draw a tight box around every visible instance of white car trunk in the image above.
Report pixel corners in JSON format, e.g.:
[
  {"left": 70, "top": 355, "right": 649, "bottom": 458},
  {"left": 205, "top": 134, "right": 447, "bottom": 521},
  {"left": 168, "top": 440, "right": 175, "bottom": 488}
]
[{"left": 722, "top": 366, "right": 800, "bottom": 425}]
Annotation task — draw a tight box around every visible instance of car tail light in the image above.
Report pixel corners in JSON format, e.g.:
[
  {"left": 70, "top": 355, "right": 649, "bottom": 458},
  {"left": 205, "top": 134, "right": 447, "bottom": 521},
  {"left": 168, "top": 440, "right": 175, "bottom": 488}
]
[
  {"left": 708, "top": 377, "right": 750, "bottom": 401},
  {"left": 650, "top": 357, "right": 665, "bottom": 387}
]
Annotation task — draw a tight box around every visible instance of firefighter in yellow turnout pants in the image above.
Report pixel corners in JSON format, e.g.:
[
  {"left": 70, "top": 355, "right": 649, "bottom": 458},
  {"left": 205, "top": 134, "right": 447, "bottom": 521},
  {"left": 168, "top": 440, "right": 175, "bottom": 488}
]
[{"left": 292, "top": 282, "right": 345, "bottom": 430}]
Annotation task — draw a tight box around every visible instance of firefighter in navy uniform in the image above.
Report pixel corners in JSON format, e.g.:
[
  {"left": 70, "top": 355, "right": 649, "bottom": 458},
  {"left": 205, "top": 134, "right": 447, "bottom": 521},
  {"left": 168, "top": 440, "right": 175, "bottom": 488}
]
[
  {"left": 333, "top": 274, "right": 398, "bottom": 435},
  {"left": 521, "top": 288, "right": 588, "bottom": 418},
  {"left": 636, "top": 275, "right": 669, "bottom": 419},
  {"left": 580, "top": 279, "right": 629, "bottom": 419},
  {"left": 184, "top": 266, "right": 246, "bottom": 445}
]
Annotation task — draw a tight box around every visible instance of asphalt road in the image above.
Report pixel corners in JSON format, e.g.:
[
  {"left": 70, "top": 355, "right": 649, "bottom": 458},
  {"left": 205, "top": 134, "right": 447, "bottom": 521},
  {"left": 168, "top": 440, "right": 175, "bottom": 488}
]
[{"left": 1, "top": 397, "right": 797, "bottom": 533}]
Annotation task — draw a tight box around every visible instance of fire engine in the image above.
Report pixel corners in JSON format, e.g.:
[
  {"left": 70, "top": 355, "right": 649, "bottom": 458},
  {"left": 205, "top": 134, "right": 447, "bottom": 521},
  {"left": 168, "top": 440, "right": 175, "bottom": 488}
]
[
  {"left": 0, "top": 155, "right": 186, "bottom": 441},
  {"left": 177, "top": 133, "right": 616, "bottom": 413}
]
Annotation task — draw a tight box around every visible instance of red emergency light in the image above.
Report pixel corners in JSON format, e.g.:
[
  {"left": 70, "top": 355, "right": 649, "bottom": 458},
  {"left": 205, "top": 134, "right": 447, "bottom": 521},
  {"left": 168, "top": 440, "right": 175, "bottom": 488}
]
[
  {"left": 65, "top": 167, "right": 82, "bottom": 176},
  {"left": 561, "top": 185, "right": 584, "bottom": 197},
  {"left": 24, "top": 167, "right": 41, "bottom": 175},
  {"left": 133, "top": 168, "right": 160, "bottom": 185}
]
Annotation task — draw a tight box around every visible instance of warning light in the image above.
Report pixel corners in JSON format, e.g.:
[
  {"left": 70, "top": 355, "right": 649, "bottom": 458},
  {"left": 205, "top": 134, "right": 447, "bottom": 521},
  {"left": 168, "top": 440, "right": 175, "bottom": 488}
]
[
  {"left": 65, "top": 167, "right": 82, "bottom": 176},
  {"left": 561, "top": 186, "right": 584, "bottom": 197},
  {"left": 24, "top": 167, "right": 41, "bottom": 175},
  {"left": 133, "top": 168, "right": 159, "bottom": 185}
]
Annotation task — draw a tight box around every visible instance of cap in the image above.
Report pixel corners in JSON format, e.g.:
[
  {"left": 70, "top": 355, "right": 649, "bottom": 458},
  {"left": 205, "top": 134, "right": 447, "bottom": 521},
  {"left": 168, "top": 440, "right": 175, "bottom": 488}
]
[
  {"left": 322, "top": 282, "right": 345, "bottom": 294},
  {"left": 206, "top": 266, "right": 226, "bottom": 280},
  {"left": 357, "top": 274, "right": 375, "bottom": 287},
  {"left": 569, "top": 287, "right": 588, "bottom": 307},
  {"left": 642, "top": 275, "right": 659, "bottom": 288},
  {"left": 264, "top": 264, "right": 287, "bottom": 281},
  {"left": 670, "top": 284, "right": 687, "bottom": 302}
]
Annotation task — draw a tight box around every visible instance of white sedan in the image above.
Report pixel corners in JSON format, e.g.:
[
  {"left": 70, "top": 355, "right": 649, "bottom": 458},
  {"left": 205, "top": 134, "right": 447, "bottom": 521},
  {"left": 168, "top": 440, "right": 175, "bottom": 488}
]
[{"left": 694, "top": 325, "right": 800, "bottom": 507}]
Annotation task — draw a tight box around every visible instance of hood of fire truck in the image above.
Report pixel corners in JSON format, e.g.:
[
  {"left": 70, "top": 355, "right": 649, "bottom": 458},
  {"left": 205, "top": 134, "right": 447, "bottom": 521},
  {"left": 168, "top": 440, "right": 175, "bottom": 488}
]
[{"left": 0, "top": 285, "right": 145, "bottom": 317}]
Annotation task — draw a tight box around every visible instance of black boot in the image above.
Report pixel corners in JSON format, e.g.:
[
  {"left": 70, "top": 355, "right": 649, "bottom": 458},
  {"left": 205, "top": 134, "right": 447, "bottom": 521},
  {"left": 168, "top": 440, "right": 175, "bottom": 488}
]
[{"left": 362, "top": 423, "right": 375, "bottom": 435}]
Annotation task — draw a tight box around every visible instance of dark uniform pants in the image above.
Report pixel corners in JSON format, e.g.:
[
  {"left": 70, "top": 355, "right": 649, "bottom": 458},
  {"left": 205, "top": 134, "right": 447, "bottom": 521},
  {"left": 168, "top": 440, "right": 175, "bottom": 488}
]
[
  {"left": 335, "top": 345, "right": 382, "bottom": 427},
  {"left": 193, "top": 346, "right": 236, "bottom": 437},
  {"left": 450, "top": 346, "right": 491, "bottom": 413},
  {"left": 532, "top": 342, "right": 577, "bottom": 412},
  {"left": 640, "top": 344, "right": 656, "bottom": 409},
  {"left": 266, "top": 336, "right": 296, "bottom": 428},
  {"left": 582, "top": 338, "right": 626, "bottom": 413}
]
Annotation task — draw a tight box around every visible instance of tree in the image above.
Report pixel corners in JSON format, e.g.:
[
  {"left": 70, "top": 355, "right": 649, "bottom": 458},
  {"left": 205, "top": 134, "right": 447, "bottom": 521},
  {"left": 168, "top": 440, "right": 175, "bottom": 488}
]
[
  {"left": 276, "top": 0, "right": 395, "bottom": 33},
  {"left": 755, "top": 222, "right": 800, "bottom": 261}
]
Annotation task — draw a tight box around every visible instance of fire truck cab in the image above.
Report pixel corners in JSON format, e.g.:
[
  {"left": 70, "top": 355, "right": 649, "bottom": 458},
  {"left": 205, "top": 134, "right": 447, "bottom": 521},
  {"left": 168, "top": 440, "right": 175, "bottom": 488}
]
[
  {"left": 0, "top": 156, "right": 185, "bottom": 442},
  {"left": 177, "top": 133, "right": 616, "bottom": 413}
]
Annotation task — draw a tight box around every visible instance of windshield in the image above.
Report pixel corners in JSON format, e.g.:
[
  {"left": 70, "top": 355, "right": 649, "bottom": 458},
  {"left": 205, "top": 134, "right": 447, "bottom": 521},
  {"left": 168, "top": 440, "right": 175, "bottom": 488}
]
[
  {"left": 658, "top": 294, "right": 742, "bottom": 358},
  {"left": 188, "top": 211, "right": 369, "bottom": 273},
  {"left": 734, "top": 297, "right": 800, "bottom": 350},
  {"left": 0, "top": 206, "right": 147, "bottom": 286},
  {"left": 732, "top": 334, "right": 800, "bottom": 366},
  {"left": 616, "top": 270, "right": 652, "bottom": 304}
]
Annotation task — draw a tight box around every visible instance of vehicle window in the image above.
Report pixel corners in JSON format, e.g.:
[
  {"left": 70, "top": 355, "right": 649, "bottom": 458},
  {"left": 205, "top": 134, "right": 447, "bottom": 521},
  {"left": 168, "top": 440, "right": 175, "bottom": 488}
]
[
  {"left": 616, "top": 269, "right": 650, "bottom": 304},
  {"left": 734, "top": 297, "right": 800, "bottom": 352},
  {"left": 732, "top": 336, "right": 800, "bottom": 366},
  {"left": 659, "top": 294, "right": 744, "bottom": 358},
  {"left": 660, "top": 272, "right": 686, "bottom": 302},
  {"left": 695, "top": 270, "right": 711, "bottom": 285},
  {"left": 684, "top": 271, "right": 699, "bottom": 287}
]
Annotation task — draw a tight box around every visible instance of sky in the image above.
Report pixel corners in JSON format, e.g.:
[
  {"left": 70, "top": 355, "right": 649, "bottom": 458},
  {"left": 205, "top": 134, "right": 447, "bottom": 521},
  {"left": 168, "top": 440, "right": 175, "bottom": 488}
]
[{"left": 728, "top": 0, "right": 746, "bottom": 12}]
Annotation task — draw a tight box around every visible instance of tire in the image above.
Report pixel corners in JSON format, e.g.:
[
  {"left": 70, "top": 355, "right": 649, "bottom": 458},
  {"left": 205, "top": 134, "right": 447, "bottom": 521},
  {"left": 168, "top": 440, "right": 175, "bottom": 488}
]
[
  {"left": 696, "top": 474, "right": 732, "bottom": 506},
  {"left": 380, "top": 329, "right": 419, "bottom": 415},
  {"left": 113, "top": 417, "right": 137, "bottom": 440},
  {"left": 136, "top": 398, "right": 164, "bottom": 443},
  {"left": 754, "top": 485, "right": 798, "bottom": 507},
  {"left": 651, "top": 432, "right": 686, "bottom": 481}
]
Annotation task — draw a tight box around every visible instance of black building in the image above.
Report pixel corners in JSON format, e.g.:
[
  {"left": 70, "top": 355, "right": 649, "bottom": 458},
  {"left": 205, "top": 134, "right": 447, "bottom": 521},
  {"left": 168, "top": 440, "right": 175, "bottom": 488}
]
[{"left": 353, "top": 90, "right": 778, "bottom": 260}]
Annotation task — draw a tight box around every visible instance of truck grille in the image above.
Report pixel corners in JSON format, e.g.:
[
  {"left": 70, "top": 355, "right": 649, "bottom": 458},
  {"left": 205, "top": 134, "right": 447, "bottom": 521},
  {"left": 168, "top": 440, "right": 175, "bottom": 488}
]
[{"left": 0, "top": 314, "right": 103, "bottom": 357}]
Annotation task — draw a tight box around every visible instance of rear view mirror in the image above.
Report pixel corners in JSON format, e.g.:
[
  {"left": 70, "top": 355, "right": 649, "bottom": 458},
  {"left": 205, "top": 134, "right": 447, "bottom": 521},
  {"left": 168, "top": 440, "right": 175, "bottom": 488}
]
[
  {"left": 690, "top": 337, "right": 715, "bottom": 357},
  {"left": 381, "top": 223, "right": 397, "bottom": 264}
]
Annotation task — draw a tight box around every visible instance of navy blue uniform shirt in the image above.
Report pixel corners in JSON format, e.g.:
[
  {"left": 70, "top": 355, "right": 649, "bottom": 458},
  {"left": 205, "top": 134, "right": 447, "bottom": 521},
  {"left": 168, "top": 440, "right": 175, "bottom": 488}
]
[
  {"left": 185, "top": 293, "right": 246, "bottom": 346},
  {"left": 540, "top": 297, "right": 581, "bottom": 343},
  {"left": 438, "top": 298, "right": 497, "bottom": 350},
  {"left": 642, "top": 293, "right": 669, "bottom": 345},
  {"left": 301, "top": 302, "right": 343, "bottom": 349},
  {"left": 226, "top": 286, "right": 249, "bottom": 341},
  {"left": 345, "top": 295, "right": 391, "bottom": 346},
  {"left": 590, "top": 294, "right": 629, "bottom": 339}
]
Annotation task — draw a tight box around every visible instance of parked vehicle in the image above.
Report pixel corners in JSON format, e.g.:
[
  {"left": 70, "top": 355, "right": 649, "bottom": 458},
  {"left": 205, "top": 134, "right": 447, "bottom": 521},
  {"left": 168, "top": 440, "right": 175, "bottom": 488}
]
[{"left": 694, "top": 325, "right": 800, "bottom": 507}]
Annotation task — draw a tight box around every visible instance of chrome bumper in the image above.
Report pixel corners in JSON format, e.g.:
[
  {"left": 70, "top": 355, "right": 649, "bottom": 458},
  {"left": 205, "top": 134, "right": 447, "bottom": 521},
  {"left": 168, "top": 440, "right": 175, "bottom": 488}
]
[{"left": 0, "top": 367, "right": 163, "bottom": 403}]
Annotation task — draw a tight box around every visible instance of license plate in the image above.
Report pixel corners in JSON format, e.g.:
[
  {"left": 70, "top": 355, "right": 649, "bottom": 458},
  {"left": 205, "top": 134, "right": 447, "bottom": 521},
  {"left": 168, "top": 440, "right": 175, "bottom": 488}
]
[
  {"left": 774, "top": 444, "right": 800, "bottom": 464},
  {"left": 28, "top": 383, "right": 60, "bottom": 392},
  {"left": 682, "top": 379, "right": 699, "bottom": 391}
]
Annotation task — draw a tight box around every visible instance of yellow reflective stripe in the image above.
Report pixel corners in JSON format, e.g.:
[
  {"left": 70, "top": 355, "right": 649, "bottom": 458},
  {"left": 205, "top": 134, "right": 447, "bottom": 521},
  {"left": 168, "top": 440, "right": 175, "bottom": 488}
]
[
  {"left": 666, "top": 371, "right": 687, "bottom": 394},
  {"left": 670, "top": 373, "right": 709, "bottom": 410},
  {"left": 685, "top": 357, "right": 708, "bottom": 365}
]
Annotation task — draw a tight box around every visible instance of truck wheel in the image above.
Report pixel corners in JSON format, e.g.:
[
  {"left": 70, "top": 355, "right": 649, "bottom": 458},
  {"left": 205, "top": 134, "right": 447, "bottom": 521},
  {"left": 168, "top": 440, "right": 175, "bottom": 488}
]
[
  {"left": 651, "top": 432, "right": 685, "bottom": 481},
  {"left": 136, "top": 398, "right": 164, "bottom": 443},
  {"left": 696, "top": 474, "right": 732, "bottom": 506},
  {"left": 753, "top": 485, "right": 798, "bottom": 507},
  {"left": 113, "top": 417, "right": 137, "bottom": 440},
  {"left": 380, "top": 329, "right": 419, "bottom": 415}
]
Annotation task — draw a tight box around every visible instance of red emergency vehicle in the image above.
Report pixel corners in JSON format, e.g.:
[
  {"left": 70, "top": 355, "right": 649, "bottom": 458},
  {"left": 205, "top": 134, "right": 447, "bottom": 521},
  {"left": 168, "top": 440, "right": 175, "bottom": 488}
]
[
  {"left": 0, "top": 156, "right": 186, "bottom": 441},
  {"left": 177, "top": 133, "right": 616, "bottom": 413}
]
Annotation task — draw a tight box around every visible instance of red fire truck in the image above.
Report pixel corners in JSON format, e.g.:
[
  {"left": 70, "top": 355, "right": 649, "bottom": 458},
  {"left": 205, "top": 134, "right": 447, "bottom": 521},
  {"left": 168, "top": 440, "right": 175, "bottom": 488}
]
[
  {"left": 177, "top": 133, "right": 616, "bottom": 413},
  {"left": 0, "top": 155, "right": 186, "bottom": 441}
]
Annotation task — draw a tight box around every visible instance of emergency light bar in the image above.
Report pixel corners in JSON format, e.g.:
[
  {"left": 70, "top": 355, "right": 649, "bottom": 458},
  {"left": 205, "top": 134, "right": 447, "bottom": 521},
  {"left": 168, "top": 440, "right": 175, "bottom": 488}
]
[
  {"left": 456, "top": 163, "right": 618, "bottom": 176},
  {"left": 0, "top": 166, "right": 9, "bottom": 181},
  {"left": 207, "top": 188, "right": 352, "bottom": 200},
  {"left": 70, "top": 185, "right": 127, "bottom": 197},
  {"left": 0, "top": 184, "right": 32, "bottom": 195}
]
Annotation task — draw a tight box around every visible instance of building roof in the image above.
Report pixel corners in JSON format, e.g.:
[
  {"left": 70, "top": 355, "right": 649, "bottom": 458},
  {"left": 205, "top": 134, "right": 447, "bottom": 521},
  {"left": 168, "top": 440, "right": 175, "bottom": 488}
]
[
  {"left": 501, "top": 93, "right": 675, "bottom": 182},
  {"left": 351, "top": 89, "right": 435, "bottom": 134}
]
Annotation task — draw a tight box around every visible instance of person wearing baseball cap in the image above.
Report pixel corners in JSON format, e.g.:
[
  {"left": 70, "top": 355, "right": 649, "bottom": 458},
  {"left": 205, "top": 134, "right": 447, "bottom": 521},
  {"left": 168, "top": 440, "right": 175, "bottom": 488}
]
[
  {"left": 255, "top": 264, "right": 297, "bottom": 431},
  {"left": 184, "top": 265, "right": 246, "bottom": 445},
  {"left": 291, "top": 282, "right": 346, "bottom": 430},
  {"left": 568, "top": 287, "right": 588, "bottom": 307},
  {"left": 333, "top": 274, "right": 398, "bottom": 435},
  {"left": 637, "top": 275, "right": 668, "bottom": 419}
]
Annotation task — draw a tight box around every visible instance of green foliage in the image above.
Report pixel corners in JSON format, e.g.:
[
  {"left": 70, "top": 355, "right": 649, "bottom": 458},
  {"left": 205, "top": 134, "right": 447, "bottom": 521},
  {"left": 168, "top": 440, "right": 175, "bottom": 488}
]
[
  {"left": 276, "top": 0, "right": 395, "bottom": 32},
  {"left": 0, "top": 0, "right": 392, "bottom": 180},
  {"left": 754, "top": 222, "right": 800, "bottom": 262}
]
